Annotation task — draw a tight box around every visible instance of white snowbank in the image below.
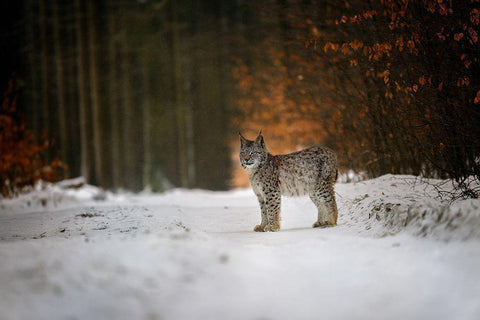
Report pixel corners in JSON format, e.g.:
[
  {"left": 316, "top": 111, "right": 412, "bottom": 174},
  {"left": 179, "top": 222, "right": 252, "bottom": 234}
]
[
  {"left": 336, "top": 174, "right": 480, "bottom": 240},
  {"left": 0, "top": 179, "right": 108, "bottom": 215},
  {"left": 2, "top": 174, "right": 478, "bottom": 241}
]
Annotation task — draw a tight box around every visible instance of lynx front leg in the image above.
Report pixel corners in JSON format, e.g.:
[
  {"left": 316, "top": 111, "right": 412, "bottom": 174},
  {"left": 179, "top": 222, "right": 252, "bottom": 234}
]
[
  {"left": 254, "top": 195, "right": 268, "bottom": 232},
  {"left": 263, "top": 191, "right": 281, "bottom": 232},
  {"left": 310, "top": 181, "right": 338, "bottom": 228}
]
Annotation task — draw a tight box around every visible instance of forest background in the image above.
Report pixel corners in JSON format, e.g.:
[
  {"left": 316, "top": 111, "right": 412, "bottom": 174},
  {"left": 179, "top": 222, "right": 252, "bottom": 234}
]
[{"left": 1, "top": 0, "right": 479, "bottom": 195}]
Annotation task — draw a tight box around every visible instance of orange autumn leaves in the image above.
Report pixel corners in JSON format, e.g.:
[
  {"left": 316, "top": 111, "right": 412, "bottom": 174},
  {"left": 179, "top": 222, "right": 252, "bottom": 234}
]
[
  {"left": 1, "top": 79, "right": 67, "bottom": 197},
  {"left": 305, "top": 0, "right": 480, "bottom": 104},
  {"left": 232, "top": 0, "right": 480, "bottom": 182},
  {"left": 231, "top": 46, "right": 328, "bottom": 187}
]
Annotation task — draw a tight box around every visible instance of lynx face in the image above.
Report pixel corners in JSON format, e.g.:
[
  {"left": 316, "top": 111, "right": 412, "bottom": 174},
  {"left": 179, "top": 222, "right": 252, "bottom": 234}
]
[{"left": 239, "top": 133, "right": 268, "bottom": 169}]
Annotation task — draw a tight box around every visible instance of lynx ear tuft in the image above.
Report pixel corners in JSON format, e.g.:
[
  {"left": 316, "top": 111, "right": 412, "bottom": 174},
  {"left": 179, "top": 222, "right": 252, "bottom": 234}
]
[
  {"left": 239, "top": 132, "right": 248, "bottom": 145},
  {"left": 255, "top": 130, "right": 265, "bottom": 147}
]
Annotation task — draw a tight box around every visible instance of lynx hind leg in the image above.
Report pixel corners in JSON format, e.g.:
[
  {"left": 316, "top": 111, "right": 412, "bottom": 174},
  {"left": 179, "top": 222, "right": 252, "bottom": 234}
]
[{"left": 310, "top": 180, "right": 338, "bottom": 228}]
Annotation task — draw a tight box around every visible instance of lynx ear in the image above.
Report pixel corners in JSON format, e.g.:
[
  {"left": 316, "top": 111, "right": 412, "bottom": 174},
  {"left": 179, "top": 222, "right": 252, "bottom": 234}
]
[
  {"left": 254, "top": 130, "right": 265, "bottom": 147},
  {"left": 239, "top": 132, "right": 248, "bottom": 145}
]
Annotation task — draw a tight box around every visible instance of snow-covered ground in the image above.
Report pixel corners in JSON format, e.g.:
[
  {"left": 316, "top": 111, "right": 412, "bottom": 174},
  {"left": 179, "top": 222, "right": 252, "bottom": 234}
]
[{"left": 1, "top": 175, "right": 480, "bottom": 320}]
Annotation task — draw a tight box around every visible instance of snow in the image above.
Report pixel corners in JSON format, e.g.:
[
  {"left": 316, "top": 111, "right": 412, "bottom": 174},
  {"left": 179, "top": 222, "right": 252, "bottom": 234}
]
[{"left": 1, "top": 175, "right": 480, "bottom": 320}]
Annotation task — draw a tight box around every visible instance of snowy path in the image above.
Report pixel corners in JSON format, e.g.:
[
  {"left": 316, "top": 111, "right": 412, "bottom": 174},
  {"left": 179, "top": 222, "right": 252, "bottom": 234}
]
[{"left": 1, "top": 176, "right": 480, "bottom": 320}]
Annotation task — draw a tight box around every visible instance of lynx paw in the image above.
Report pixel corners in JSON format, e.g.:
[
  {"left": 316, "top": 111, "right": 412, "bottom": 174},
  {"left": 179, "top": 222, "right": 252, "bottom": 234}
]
[
  {"left": 263, "top": 224, "right": 280, "bottom": 232},
  {"left": 254, "top": 225, "right": 265, "bottom": 232},
  {"left": 312, "top": 221, "right": 336, "bottom": 228}
]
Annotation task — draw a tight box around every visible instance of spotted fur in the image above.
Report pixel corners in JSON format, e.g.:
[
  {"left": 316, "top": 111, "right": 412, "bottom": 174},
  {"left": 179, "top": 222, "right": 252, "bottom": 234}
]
[{"left": 239, "top": 132, "right": 338, "bottom": 232}]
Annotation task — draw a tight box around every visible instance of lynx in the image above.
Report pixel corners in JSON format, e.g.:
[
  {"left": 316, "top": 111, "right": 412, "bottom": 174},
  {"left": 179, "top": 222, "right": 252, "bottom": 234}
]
[{"left": 239, "top": 132, "right": 338, "bottom": 232}]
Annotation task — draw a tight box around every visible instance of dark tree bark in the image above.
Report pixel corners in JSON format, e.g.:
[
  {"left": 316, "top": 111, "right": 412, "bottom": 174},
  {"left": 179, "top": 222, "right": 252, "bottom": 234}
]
[
  {"left": 74, "top": 0, "right": 90, "bottom": 181},
  {"left": 52, "top": 0, "right": 68, "bottom": 173},
  {"left": 39, "top": 0, "right": 50, "bottom": 157},
  {"left": 107, "top": 0, "right": 121, "bottom": 190},
  {"left": 87, "top": 0, "right": 103, "bottom": 186}
]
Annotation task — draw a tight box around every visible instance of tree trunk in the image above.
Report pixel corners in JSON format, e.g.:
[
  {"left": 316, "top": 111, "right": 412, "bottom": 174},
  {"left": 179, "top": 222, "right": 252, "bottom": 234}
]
[
  {"left": 65, "top": 0, "right": 81, "bottom": 177},
  {"left": 74, "top": 0, "right": 90, "bottom": 181},
  {"left": 141, "top": 56, "right": 152, "bottom": 189},
  {"left": 108, "top": 1, "right": 121, "bottom": 190},
  {"left": 171, "top": 0, "right": 194, "bottom": 187},
  {"left": 86, "top": 0, "right": 103, "bottom": 186},
  {"left": 52, "top": 0, "right": 68, "bottom": 173},
  {"left": 119, "top": 11, "right": 136, "bottom": 190},
  {"left": 39, "top": 0, "right": 50, "bottom": 157},
  {"left": 27, "top": 0, "right": 40, "bottom": 140}
]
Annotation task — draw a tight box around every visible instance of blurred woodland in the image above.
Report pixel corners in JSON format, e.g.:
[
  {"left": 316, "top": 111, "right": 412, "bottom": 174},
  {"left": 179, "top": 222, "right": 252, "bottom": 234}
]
[
  {"left": 2, "top": 0, "right": 237, "bottom": 195},
  {"left": 232, "top": 0, "right": 480, "bottom": 188},
  {"left": 1, "top": 0, "right": 480, "bottom": 195}
]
